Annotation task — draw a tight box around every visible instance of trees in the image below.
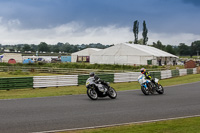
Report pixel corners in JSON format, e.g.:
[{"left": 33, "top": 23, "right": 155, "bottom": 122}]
[
  {"left": 3, "top": 40, "right": 200, "bottom": 56},
  {"left": 38, "top": 42, "right": 49, "bottom": 52},
  {"left": 165, "top": 45, "right": 176, "bottom": 55},
  {"left": 133, "top": 20, "right": 148, "bottom": 45},
  {"left": 152, "top": 40, "right": 166, "bottom": 50},
  {"left": 142, "top": 20, "right": 148, "bottom": 45},
  {"left": 190, "top": 41, "right": 200, "bottom": 57},
  {"left": 51, "top": 45, "right": 60, "bottom": 53},
  {"left": 138, "top": 39, "right": 143, "bottom": 45},
  {"left": 22, "top": 44, "right": 32, "bottom": 52},
  {"left": 178, "top": 43, "right": 190, "bottom": 56},
  {"left": 152, "top": 41, "right": 178, "bottom": 55},
  {"left": 30, "top": 44, "right": 38, "bottom": 52},
  {"left": 16, "top": 45, "right": 22, "bottom": 52},
  {"left": 133, "top": 20, "right": 139, "bottom": 44}
]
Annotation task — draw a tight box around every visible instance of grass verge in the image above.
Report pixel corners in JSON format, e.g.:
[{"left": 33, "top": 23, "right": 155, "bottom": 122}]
[
  {"left": 0, "top": 72, "right": 61, "bottom": 77},
  {"left": 60, "top": 116, "right": 200, "bottom": 133}
]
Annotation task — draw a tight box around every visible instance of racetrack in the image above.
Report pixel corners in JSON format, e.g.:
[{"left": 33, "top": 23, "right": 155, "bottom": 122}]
[{"left": 0, "top": 82, "right": 200, "bottom": 133}]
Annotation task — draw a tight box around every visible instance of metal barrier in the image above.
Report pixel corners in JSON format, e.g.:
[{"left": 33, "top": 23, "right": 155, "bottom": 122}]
[
  {"left": 150, "top": 71, "right": 161, "bottom": 79},
  {"left": 187, "top": 69, "right": 193, "bottom": 74},
  {"left": 179, "top": 69, "right": 187, "bottom": 76},
  {"left": 193, "top": 68, "right": 197, "bottom": 74},
  {"left": 171, "top": 69, "right": 180, "bottom": 77},
  {"left": 114, "top": 72, "right": 140, "bottom": 83},
  {"left": 0, "top": 77, "right": 33, "bottom": 90},
  {"left": 161, "top": 70, "right": 172, "bottom": 79},
  {"left": 33, "top": 75, "right": 78, "bottom": 88},
  {"left": 0, "top": 68, "right": 198, "bottom": 90}
]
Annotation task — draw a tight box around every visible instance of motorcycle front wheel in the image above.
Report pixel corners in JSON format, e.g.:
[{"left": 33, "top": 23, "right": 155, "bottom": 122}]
[
  {"left": 107, "top": 87, "right": 117, "bottom": 99},
  {"left": 141, "top": 86, "right": 149, "bottom": 95},
  {"left": 87, "top": 88, "right": 98, "bottom": 100},
  {"left": 156, "top": 84, "right": 164, "bottom": 94}
]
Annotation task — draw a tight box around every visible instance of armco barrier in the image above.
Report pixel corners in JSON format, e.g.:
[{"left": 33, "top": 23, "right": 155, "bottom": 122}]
[
  {"left": 187, "top": 69, "right": 193, "bottom": 74},
  {"left": 193, "top": 68, "right": 197, "bottom": 74},
  {"left": 161, "top": 70, "right": 172, "bottom": 79},
  {"left": 114, "top": 72, "right": 140, "bottom": 83},
  {"left": 179, "top": 69, "right": 187, "bottom": 76},
  {"left": 0, "top": 68, "right": 198, "bottom": 90},
  {"left": 0, "top": 77, "right": 33, "bottom": 90},
  {"left": 78, "top": 73, "right": 114, "bottom": 85},
  {"left": 150, "top": 71, "right": 161, "bottom": 79},
  {"left": 171, "top": 69, "right": 180, "bottom": 77},
  {"left": 33, "top": 75, "right": 78, "bottom": 88}
]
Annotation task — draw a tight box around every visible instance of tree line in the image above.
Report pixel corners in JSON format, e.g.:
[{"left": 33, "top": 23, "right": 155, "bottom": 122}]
[
  {"left": 0, "top": 40, "right": 200, "bottom": 57},
  {"left": 0, "top": 42, "right": 112, "bottom": 53},
  {"left": 152, "top": 40, "right": 200, "bottom": 57}
]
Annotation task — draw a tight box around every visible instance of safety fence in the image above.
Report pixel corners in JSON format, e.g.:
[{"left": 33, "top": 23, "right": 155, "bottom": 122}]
[
  {"left": 161, "top": 70, "right": 172, "bottom": 79},
  {"left": 33, "top": 75, "right": 78, "bottom": 88},
  {"left": 0, "top": 77, "right": 33, "bottom": 90},
  {"left": 0, "top": 68, "right": 198, "bottom": 90},
  {"left": 78, "top": 74, "right": 114, "bottom": 85},
  {"left": 114, "top": 72, "right": 140, "bottom": 82}
]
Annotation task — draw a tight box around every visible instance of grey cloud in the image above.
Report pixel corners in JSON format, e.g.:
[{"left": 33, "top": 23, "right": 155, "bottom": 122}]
[{"left": 182, "top": 0, "right": 200, "bottom": 6}]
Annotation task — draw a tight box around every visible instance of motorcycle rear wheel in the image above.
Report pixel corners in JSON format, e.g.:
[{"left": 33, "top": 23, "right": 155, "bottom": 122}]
[{"left": 87, "top": 88, "right": 98, "bottom": 100}]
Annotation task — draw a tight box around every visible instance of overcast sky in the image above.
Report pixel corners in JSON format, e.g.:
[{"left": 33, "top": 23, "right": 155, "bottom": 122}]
[{"left": 0, "top": 0, "right": 199, "bottom": 45}]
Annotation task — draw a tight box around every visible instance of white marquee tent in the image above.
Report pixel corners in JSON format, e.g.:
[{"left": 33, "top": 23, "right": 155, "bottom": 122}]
[
  {"left": 71, "top": 48, "right": 102, "bottom": 62},
  {"left": 90, "top": 43, "right": 178, "bottom": 65}
]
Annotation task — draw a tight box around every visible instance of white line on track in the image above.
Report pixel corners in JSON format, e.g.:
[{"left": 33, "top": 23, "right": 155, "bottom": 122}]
[{"left": 32, "top": 114, "right": 200, "bottom": 133}]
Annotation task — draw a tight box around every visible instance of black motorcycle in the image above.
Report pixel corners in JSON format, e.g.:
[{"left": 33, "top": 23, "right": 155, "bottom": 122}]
[{"left": 86, "top": 77, "right": 117, "bottom": 100}]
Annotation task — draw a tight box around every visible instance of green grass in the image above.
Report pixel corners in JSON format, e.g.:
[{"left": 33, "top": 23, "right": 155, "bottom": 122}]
[
  {"left": 0, "top": 74, "right": 199, "bottom": 99},
  {"left": 159, "top": 74, "right": 200, "bottom": 86},
  {"left": 0, "top": 71, "right": 61, "bottom": 77},
  {"left": 61, "top": 117, "right": 200, "bottom": 133}
]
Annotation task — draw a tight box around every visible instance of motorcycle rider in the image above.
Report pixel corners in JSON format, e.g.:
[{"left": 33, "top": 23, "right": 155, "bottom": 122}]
[
  {"left": 89, "top": 72, "right": 99, "bottom": 81},
  {"left": 89, "top": 72, "right": 108, "bottom": 93},
  {"left": 140, "top": 68, "right": 156, "bottom": 85}
]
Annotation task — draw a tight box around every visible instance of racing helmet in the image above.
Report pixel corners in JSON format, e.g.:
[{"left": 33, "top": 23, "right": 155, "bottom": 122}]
[
  {"left": 140, "top": 68, "right": 146, "bottom": 74},
  {"left": 89, "top": 72, "right": 95, "bottom": 77}
]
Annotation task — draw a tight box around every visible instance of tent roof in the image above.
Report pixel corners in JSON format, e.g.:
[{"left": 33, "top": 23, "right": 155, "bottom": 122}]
[
  {"left": 71, "top": 48, "right": 102, "bottom": 56},
  {"left": 92, "top": 43, "right": 178, "bottom": 58},
  {"left": 23, "top": 59, "right": 34, "bottom": 63}
]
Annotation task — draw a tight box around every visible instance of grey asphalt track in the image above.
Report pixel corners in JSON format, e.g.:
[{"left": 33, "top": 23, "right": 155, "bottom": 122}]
[{"left": 0, "top": 82, "right": 200, "bottom": 133}]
